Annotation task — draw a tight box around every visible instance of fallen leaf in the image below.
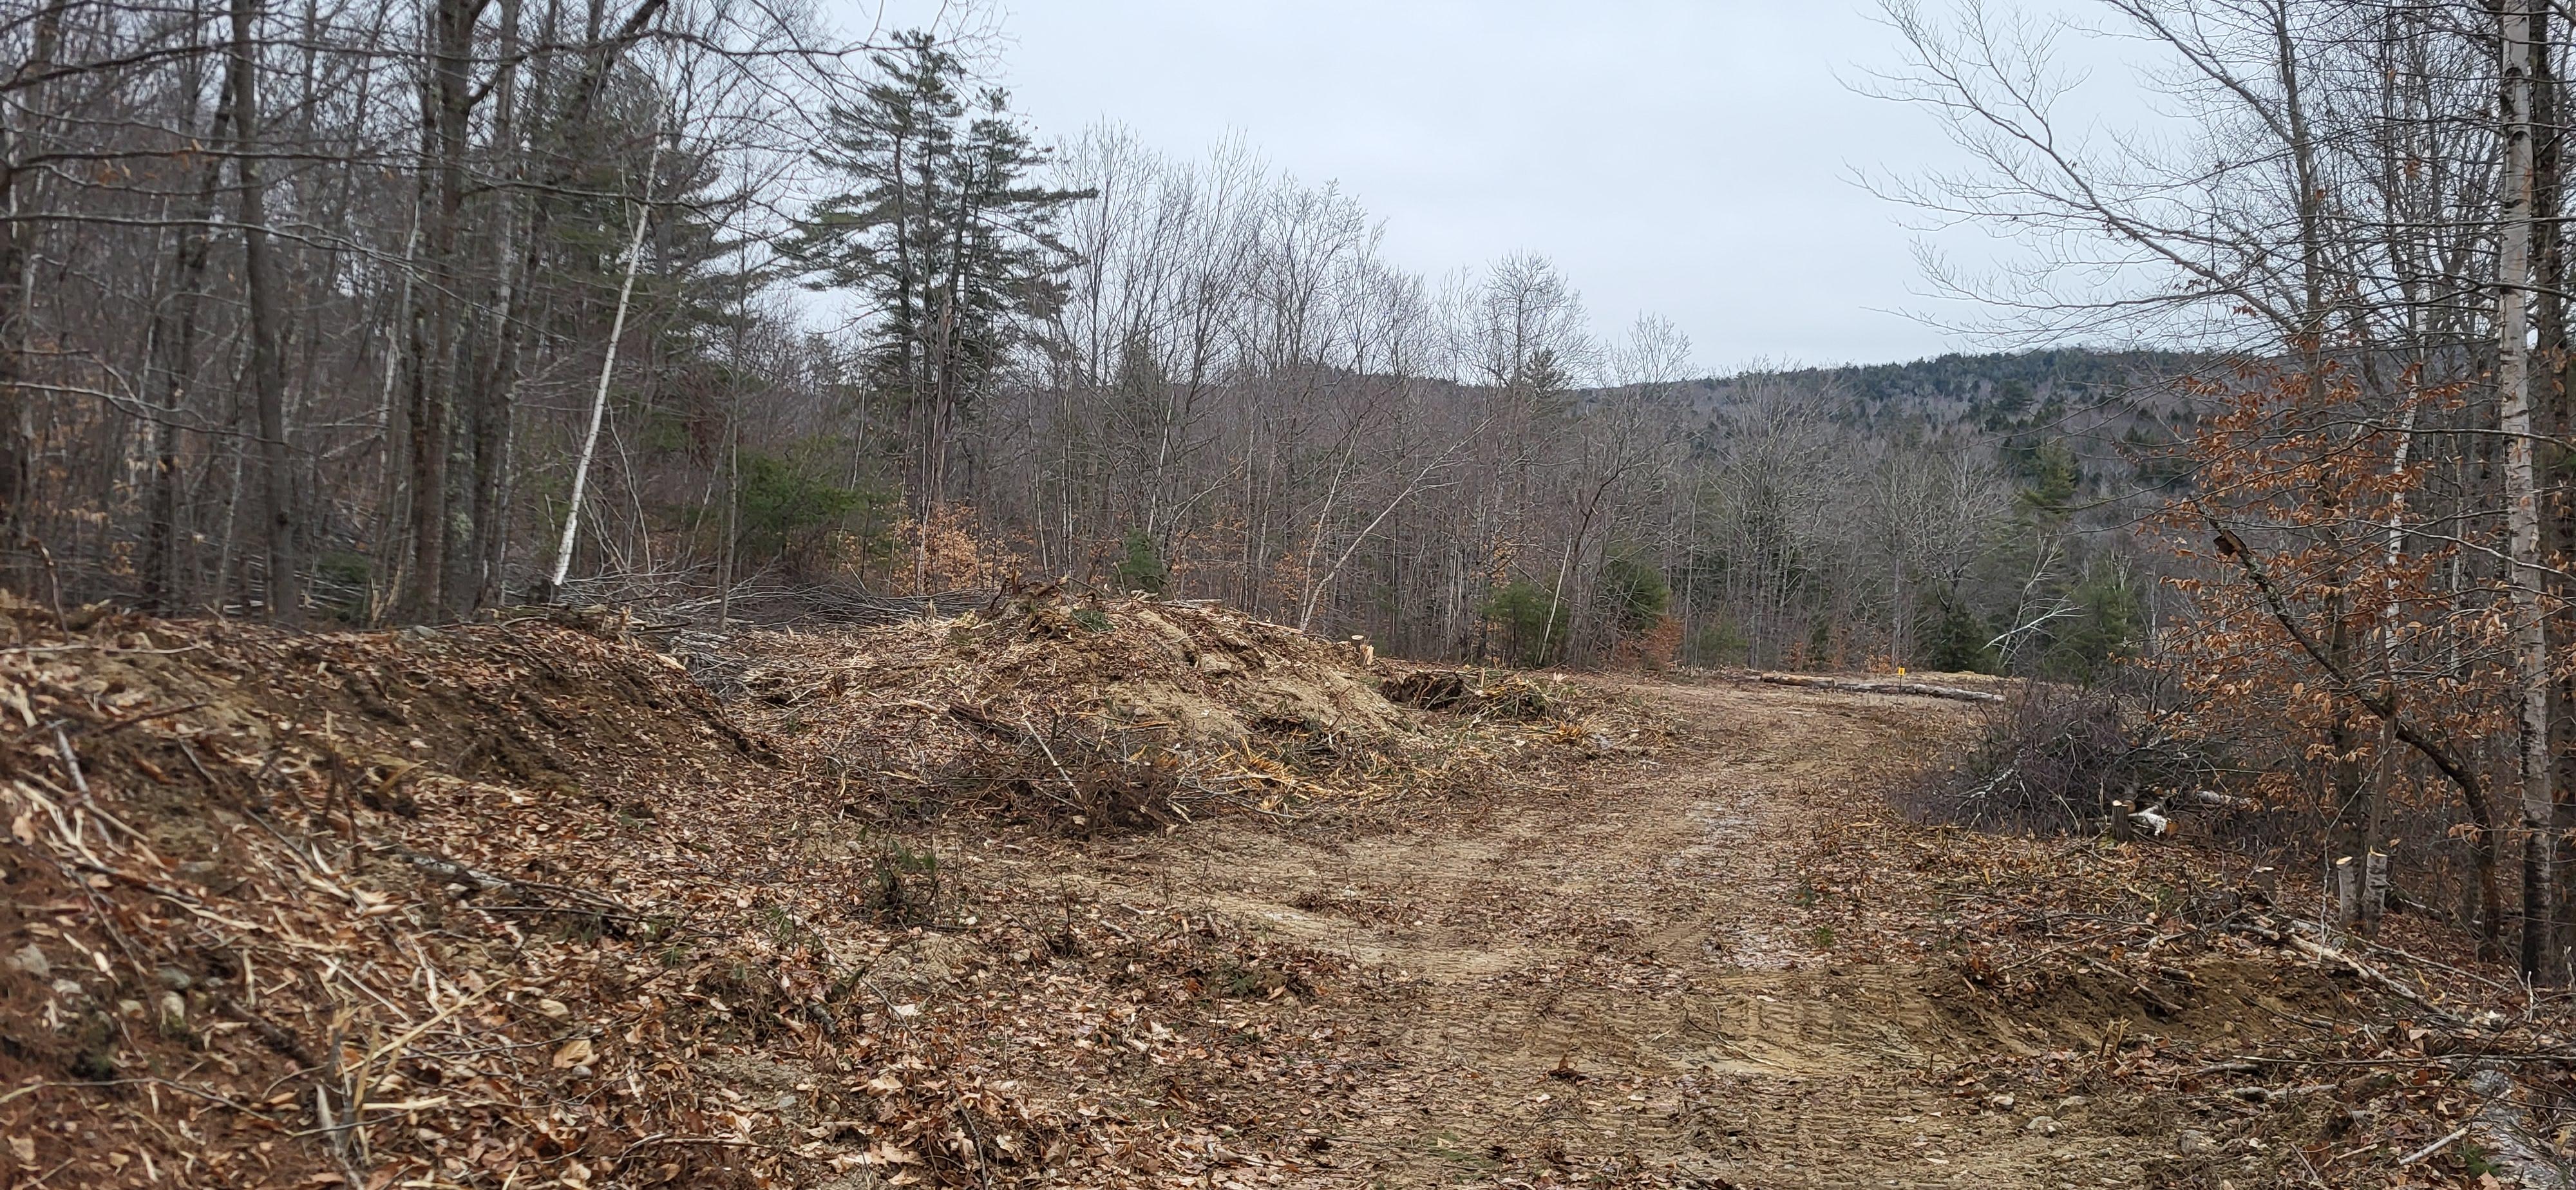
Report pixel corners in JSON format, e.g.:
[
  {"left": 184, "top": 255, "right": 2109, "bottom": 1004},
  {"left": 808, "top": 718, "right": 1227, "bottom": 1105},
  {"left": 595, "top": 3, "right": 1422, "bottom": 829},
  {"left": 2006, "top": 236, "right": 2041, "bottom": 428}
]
[{"left": 552, "top": 1037, "right": 595, "bottom": 1068}]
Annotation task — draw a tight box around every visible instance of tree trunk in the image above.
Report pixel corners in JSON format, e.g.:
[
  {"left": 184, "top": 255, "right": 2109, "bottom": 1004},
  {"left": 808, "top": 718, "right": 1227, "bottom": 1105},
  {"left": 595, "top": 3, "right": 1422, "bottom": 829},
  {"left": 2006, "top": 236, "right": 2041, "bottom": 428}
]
[
  {"left": 2532, "top": 2, "right": 2576, "bottom": 980},
  {"left": 144, "top": 19, "right": 234, "bottom": 611},
  {"left": 545, "top": 130, "right": 661, "bottom": 596},
  {"left": 231, "top": 0, "right": 300, "bottom": 623},
  {"left": 462, "top": 0, "right": 525, "bottom": 613},
  {"left": 2499, "top": 0, "right": 2554, "bottom": 981},
  {"left": 401, "top": 0, "right": 491, "bottom": 621},
  {"left": 0, "top": 0, "right": 68, "bottom": 564}
]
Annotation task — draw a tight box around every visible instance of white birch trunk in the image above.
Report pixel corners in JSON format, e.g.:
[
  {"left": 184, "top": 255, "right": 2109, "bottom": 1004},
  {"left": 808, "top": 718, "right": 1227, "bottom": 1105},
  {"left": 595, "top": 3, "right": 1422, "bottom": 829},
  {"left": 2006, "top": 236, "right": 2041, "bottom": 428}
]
[
  {"left": 2497, "top": 0, "right": 2554, "bottom": 977},
  {"left": 546, "top": 131, "right": 662, "bottom": 596}
]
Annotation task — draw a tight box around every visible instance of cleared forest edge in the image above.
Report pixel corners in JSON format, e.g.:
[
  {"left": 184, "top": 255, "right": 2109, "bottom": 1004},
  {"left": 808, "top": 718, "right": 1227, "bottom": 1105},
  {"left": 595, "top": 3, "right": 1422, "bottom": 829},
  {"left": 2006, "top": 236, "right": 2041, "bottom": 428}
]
[{"left": 0, "top": 594, "right": 2559, "bottom": 1188}]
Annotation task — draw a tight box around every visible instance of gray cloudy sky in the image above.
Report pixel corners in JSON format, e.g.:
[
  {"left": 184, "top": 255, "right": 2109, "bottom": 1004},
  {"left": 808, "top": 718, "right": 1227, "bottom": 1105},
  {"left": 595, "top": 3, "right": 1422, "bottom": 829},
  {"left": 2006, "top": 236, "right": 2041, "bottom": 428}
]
[{"left": 855, "top": 1, "right": 2076, "bottom": 372}]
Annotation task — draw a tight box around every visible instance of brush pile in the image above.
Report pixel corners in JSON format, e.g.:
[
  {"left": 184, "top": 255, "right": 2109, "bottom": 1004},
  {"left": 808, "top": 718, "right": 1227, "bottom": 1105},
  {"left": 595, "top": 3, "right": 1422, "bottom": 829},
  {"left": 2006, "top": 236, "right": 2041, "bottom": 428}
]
[{"left": 1379, "top": 668, "right": 1560, "bottom": 719}]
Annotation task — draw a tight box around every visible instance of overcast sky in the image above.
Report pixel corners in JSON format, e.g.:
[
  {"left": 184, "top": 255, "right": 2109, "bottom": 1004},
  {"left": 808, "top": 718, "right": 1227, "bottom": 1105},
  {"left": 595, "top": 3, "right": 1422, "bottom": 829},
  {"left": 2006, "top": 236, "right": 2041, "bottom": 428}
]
[{"left": 848, "top": 1, "right": 2110, "bottom": 373}]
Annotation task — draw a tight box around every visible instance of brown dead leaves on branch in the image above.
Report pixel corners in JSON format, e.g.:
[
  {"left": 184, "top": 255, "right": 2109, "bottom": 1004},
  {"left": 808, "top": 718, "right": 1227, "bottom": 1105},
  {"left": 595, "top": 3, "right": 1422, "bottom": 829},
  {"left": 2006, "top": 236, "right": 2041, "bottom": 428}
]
[{"left": 2148, "top": 365, "right": 2526, "bottom": 941}]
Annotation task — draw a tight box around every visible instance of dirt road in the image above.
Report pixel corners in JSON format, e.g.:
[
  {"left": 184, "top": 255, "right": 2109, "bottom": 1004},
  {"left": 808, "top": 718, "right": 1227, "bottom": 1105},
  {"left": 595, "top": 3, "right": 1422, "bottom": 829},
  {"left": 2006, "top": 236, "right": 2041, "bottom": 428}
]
[{"left": 1001, "top": 679, "right": 2184, "bottom": 1188}]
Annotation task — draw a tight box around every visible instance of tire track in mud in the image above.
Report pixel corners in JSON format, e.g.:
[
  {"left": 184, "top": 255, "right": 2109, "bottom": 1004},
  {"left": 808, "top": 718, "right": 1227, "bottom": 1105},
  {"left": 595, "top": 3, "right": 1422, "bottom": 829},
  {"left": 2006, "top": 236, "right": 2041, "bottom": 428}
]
[{"left": 1053, "top": 679, "right": 2179, "bottom": 1187}]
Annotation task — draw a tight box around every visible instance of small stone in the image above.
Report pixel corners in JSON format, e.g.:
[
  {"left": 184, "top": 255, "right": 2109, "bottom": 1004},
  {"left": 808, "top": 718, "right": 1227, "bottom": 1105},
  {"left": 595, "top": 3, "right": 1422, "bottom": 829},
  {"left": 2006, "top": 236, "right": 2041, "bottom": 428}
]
[
  {"left": 49, "top": 978, "right": 84, "bottom": 999},
  {"left": 157, "top": 991, "right": 186, "bottom": 1024},
  {"left": 2023, "top": 1115, "right": 2060, "bottom": 1135},
  {"left": 155, "top": 966, "right": 194, "bottom": 990},
  {"left": 2057, "top": 1095, "right": 2090, "bottom": 1110},
  {"left": 8, "top": 943, "right": 50, "bottom": 979},
  {"left": 2177, "top": 1129, "right": 2217, "bottom": 1155},
  {"left": 1987, "top": 1093, "right": 2016, "bottom": 1111}
]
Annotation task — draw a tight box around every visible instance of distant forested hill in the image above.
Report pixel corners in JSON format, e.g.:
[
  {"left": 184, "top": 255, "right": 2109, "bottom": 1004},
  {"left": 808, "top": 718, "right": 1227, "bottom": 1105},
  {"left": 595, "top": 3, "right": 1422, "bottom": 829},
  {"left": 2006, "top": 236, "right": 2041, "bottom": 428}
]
[{"left": 1680, "top": 348, "right": 2213, "bottom": 430}]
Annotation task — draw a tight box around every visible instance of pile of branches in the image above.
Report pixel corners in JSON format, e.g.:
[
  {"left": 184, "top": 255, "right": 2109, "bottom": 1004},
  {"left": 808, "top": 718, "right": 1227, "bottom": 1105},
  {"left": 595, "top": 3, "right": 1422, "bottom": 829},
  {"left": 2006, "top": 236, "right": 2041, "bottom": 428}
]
[
  {"left": 1901, "top": 683, "right": 2224, "bottom": 836},
  {"left": 1382, "top": 667, "right": 1563, "bottom": 721},
  {"left": 1799, "top": 784, "right": 2576, "bottom": 1188},
  {"left": 929, "top": 708, "right": 1189, "bottom": 833},
  {"left": 1934, "top": 845, "right": 2576, "bottom": 1186}
]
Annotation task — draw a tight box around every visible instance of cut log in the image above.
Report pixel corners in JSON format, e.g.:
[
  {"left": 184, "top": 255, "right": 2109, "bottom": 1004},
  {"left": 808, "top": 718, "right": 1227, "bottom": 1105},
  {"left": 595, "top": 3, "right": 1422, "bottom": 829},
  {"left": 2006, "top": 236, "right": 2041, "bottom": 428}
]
[{"left": 1750, "top": 674, "right": 2004, "bottom": 703}]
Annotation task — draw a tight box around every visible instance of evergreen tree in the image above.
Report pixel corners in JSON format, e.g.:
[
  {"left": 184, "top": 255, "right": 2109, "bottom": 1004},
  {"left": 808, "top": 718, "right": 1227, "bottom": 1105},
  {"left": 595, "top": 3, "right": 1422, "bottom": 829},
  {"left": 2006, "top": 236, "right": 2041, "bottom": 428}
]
[
  {"left": 1598, "top": 545, "right": 1671, "bottom": 634},
  {"left": 1918, "top": 585, "right": 2000, "bottom": 674},
  {"left": 2042, "top": 562, "right": 2143, "bottom": 686},
  {"left": 1113, "top": 529, "right": 1167, "bottom": 594},
  {"left": 2006, "top": 436, "right": 2082, "bottom": 513},
  {"left": 1482, "top": 580, "right": 1568, "bottom": 667},
  {"left": 792, "top": 32, "right": 1090, "bottom": 516}
]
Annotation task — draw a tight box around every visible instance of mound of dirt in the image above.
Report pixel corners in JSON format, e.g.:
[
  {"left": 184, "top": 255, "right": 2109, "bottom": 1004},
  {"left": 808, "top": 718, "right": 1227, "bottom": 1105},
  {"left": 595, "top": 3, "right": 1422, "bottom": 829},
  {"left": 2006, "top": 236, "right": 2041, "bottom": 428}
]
[
  {"left": 0, "top": 592, "right": 1329, "bottom": 1188},
  {"left": 734, "top": 586, "right": 1403, "bottom": 744},
  {"left": 706, "top": 587, "right": 1423, "bottom": 829}
]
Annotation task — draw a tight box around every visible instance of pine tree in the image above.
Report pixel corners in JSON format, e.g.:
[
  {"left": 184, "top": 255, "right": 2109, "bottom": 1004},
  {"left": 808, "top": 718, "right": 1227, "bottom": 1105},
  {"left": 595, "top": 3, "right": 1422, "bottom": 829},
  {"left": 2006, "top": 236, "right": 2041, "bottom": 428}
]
[
  {"left": 1918, "top": 585, "right": 1999, "bottom": 674},
  {"left": 793, "top": 32, "right": 1090, "bottom": 522}
]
